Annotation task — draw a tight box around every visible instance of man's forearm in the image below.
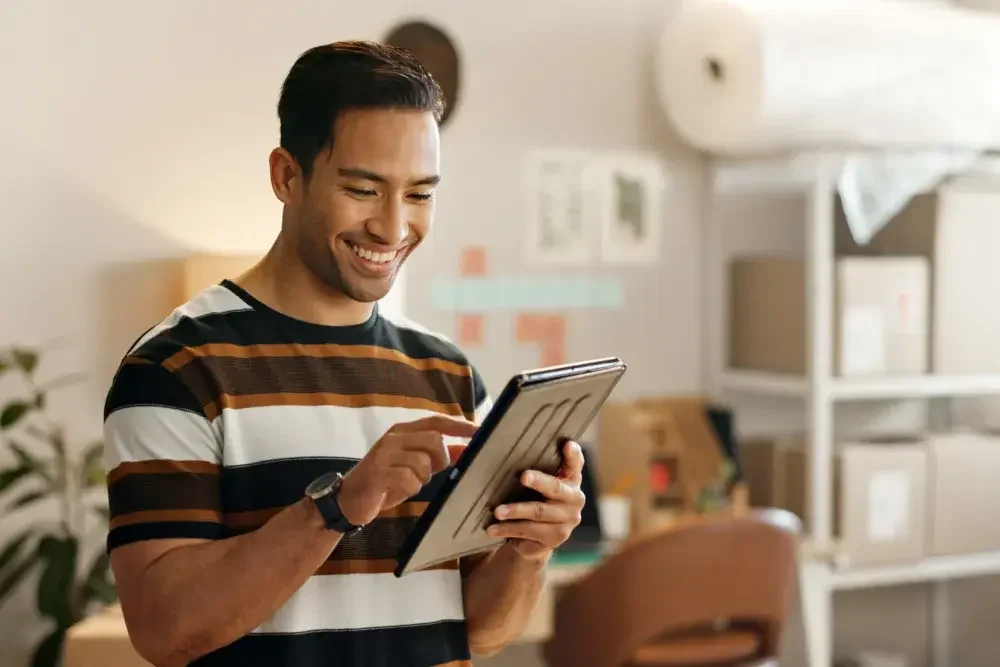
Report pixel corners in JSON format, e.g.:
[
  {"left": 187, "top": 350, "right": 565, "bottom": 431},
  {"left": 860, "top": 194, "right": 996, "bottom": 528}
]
[
  {"left": 130, "top": 498, "right": 340, "bottom": 666},
  {"left": 462, "top": 544, "right": 548, "bottom": 656}
]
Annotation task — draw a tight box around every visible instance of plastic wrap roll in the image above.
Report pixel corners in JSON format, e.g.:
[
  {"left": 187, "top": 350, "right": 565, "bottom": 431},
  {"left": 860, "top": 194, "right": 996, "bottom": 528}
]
[{"left": 656, "top": 0, "right": 1000, "bottom": 154}]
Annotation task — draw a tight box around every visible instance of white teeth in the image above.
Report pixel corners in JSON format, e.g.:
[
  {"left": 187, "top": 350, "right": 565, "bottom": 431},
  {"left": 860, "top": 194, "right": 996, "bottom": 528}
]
[{"left": 350, "top": 243, "right": 397, "bottom": 264}]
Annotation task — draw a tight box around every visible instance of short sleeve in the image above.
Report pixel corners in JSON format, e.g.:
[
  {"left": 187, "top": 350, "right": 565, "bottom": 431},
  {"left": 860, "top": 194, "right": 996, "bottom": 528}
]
[
  {"left": 104, "top": 356, "right": 225, "bottom": 552},
  {"left": 471, "top": 365, "right": 493, "bottom": 425}
]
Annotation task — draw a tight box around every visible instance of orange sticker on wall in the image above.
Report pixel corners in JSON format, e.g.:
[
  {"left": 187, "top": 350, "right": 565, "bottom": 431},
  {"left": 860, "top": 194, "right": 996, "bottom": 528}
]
[
  {"left": 539, "top": 341, "right": 566, "bottom": 366},
  {"left": 456, "top": 314, "right": 484, "bottom": 346},
  {"left": 515, "top": 313, "right": 567, "bottom": 366},
  {"left": 459, "top": 246, "right": 489, "bottom": 277},
  {"left": 515, "top": 314, "right": 565, "bottom": 343}
]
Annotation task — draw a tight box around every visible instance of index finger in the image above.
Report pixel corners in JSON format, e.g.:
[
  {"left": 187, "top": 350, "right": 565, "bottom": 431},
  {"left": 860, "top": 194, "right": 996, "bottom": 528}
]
[
  {"left": 559, "top": 440, "right": 584, "bottom": 483},
  {"left": 391, "top": 415, "right": 479, "bottom": 439}
]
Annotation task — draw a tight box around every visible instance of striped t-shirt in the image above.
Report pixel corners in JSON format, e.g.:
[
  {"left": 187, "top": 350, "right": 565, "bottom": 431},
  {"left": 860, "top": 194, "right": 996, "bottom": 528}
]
[{"left": 103, "top": 280, "right": 492, "bottom": 667}]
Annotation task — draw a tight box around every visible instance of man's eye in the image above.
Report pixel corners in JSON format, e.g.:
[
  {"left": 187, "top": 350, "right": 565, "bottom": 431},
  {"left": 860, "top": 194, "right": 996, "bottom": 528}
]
[
  {"left": 345, "top": 187, "right": 377, "bottom": 197},
  {"left": 410, "top": 192, "right": 434, "bottom": 201}
]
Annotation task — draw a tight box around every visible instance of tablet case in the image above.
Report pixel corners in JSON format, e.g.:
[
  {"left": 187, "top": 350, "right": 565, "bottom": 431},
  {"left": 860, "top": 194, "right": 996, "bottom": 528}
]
[{"left": 395, "top": 357, "right": 626, "bottom": 577}]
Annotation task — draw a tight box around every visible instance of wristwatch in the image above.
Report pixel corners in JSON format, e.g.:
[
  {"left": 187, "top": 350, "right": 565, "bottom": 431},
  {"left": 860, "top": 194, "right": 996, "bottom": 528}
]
[{"left": 305, "top": 471, "right": 363, "bottom": 535}]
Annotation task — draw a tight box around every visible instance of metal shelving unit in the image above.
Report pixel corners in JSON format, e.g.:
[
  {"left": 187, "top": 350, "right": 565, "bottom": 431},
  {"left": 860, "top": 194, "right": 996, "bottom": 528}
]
[{"left": 702, "top": 152, "right": 1000, "bottom": 667}]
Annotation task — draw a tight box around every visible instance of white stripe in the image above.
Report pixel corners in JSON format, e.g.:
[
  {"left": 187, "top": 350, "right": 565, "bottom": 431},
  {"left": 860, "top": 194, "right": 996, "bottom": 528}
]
[
  {"left": 104, "top": 406, "right": 222, "bottom": 470},
  {"left": 221, "top": 404, "right": 474, "bottom": 466},
  {"left": 474, "top": 395, "right": 494, "bottom": 425},
  {"left": 251, "top": 569, "right": 464, "bottom": 634},
  {"left": 130, "top": 284, "right": 252, "bottom": 353}
]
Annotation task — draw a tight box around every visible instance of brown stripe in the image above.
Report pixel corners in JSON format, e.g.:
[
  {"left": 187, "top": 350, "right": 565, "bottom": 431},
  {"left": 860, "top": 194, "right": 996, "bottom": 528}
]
[
  {"left": 316, "top": 558, "right": 459, "bottom": 575},
  {"left": 225, "top": 501, "right": 429, "bottom": 530},
  {"left": 107, "top": 459, "right": 220, "bottom": 485},
  {"left": 121, "top": 355, "right": 153, "bottom": 366},
  {"left": 432, "top": 662, "right": 472, "bottom": 667},
  {"left": 216, "top": 393, "right": 470, "bottom": 420},
  {"left": 109, "top": 509, "right": 223, "bottom": 529},
  {"left": 163, "top": 343, "right": 472, "bottom": 377}
]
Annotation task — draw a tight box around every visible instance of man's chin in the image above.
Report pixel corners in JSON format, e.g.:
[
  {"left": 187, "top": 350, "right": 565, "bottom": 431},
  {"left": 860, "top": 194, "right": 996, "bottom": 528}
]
[{"left": 341, "top": 275, "right": 396, "bottom": 304}]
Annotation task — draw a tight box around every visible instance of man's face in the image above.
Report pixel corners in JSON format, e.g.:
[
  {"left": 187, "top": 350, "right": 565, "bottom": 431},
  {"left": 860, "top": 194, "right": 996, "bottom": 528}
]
[{"left": 286, "top": 108, "right": 440, "bottom": 303}]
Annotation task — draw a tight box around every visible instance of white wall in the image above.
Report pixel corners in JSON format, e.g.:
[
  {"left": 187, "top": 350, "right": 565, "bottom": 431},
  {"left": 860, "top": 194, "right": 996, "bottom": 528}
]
[
  {"left": 0, "top": 3, "right": 697, "bottom": 666},
  {"left": 1, "top": 1, "right": 999, "bottom": 667}
]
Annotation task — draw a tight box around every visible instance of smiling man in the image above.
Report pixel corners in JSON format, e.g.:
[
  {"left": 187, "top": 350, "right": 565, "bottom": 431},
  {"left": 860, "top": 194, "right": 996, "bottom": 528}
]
[{"left": 102, "top": 41, "right": 586, "bottom": 667}]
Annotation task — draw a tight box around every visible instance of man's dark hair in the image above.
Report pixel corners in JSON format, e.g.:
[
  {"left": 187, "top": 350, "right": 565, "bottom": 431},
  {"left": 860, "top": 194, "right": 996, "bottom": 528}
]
[{"left": 278, "top": 40, "right": 444, "bottom": 178}]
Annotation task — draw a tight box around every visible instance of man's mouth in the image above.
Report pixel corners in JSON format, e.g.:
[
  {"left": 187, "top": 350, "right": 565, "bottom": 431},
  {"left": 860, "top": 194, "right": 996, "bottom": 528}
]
[
  {"left": 345, "top": 241, "right": 405, "bottom": 276},
  {"left": 347, "top": 242, "right": 398, "bottom": 265}
]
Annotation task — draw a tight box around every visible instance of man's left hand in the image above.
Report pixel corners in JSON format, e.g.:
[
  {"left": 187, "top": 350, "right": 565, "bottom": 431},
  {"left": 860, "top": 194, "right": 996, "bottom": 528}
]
[{"left": 486, "top": 439, "right": 586, "bottom": 561}]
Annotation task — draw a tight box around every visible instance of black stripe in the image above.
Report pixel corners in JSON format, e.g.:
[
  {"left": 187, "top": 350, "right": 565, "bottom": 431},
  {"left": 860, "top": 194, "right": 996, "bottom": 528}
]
[
  {"left": 107, "top": 521, "right": 226, "bottom": 551},
  {"left": 221, "top": 458, "right": 446, "bottom": 513},
  {"left": 226, "top": 514, "right": 421, "bottom": 562},
  {"left": 471, "top": 366, "right": 489, "bottom": 410},
  {"left": 109, "top": 472, "right": 221, "bottom": 516},
  {"left": 104, "top": 361, "right": 206, "bottom": 419},
  {"left": 131, "top": 304, "right": 470, "bottom": 367},
  {"left": 190, "top": 621, "right": 470, "bottom": 667},
  {"left": 169, "top": 355, "right": 472, "bottom": 412}
]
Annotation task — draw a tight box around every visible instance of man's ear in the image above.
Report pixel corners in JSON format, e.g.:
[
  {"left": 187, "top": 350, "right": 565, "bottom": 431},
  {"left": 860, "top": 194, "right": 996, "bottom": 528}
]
[{"left": 269, "top": 147, "right": 302, "bottom": 204}]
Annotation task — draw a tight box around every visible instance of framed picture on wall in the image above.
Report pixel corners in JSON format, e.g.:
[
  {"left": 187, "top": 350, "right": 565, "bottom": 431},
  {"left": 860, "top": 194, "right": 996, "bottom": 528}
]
[
  {"left": 523, "top": 148, "right": 598, "bottom": 265},
  {"left": 595, "top": 153, "right": 669, "bottom": 265}
]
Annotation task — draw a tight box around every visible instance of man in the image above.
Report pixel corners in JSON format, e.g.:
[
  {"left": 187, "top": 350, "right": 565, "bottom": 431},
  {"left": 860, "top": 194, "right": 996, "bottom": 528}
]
[{"left": 104, "top": 41, "right": 586, "bottom": 667}]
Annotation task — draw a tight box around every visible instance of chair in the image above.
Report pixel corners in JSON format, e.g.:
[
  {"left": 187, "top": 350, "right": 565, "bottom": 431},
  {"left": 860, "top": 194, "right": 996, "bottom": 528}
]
[{"left": 542, "top": 508, "right": 801, "bottom": 667}]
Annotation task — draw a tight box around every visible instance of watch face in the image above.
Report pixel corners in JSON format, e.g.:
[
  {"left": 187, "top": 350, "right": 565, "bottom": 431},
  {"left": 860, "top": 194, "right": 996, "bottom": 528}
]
[{"left": 305, "top": 471, "right": 341, "bottom": 499}]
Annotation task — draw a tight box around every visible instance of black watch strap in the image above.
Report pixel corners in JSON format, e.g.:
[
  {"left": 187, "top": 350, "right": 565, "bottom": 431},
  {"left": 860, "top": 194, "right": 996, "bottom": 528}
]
[
  {"left": 306, "top": 472, "right": 363, "bottom": 535},
  {"left": 314, "top": 491, "right": 363, "bottom": 535}
]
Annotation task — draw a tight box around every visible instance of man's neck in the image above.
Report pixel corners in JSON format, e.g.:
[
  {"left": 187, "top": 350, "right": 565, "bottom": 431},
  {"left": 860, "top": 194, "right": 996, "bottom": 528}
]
[{"left": 234, "top": 236, "right": 374, "bottom": 327}]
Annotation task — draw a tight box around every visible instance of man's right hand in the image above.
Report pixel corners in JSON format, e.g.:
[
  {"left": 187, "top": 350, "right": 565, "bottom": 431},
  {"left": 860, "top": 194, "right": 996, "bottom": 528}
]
[{"left": 337, "top": 415, "right": 479, "bottom": 527}]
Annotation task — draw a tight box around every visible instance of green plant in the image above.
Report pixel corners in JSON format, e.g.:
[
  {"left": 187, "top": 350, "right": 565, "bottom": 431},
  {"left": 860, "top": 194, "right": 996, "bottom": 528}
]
[{"left": 0, "top": 345, "right": 116, "bottom": 667}]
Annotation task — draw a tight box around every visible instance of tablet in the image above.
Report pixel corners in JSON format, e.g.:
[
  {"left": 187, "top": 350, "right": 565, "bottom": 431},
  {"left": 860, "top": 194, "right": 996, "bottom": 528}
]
[{"left": 394, "top": 357, "right": 626, "bottom": 577}]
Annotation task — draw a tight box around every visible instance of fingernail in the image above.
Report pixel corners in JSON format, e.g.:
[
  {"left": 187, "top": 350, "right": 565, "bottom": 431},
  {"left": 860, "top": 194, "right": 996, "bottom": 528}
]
[
  {"left": 495, "top": 505, "right": 508, "bottom": 519},
  {"left": 524, "top": 471, "right": 536, "bottom": 486},
  {"left": 487, "top": 525, "right": 500, "bottom": 537}
]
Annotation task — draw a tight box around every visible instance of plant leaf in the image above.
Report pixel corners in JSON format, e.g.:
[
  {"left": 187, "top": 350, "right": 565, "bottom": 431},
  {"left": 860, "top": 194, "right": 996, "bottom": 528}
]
[
  {"left": 0, "top": 530, "right": 33, "bottom": 576},
  {"left": 91, "top": 505, "right": 110, "bottom": 521},
  {"left": 81, "top": 552, "right": 117, "bottom": 607},
  {"left": 0, "top": 555, "right": 36, "bottom": 609},
  {"left": 8, "top": 441, "right": 50, "bottom": 481},
  {"left": 0, "top": 359, "right": 8, "bottom": 376},
  {"left": 81, "top": 440, "right": 106, "bottom": 488},
  {"left": 29, "top": 627, "right": 65, "bottom": 667},
  {"left": 35, "top": 535, "right": 78, "bottom": 627},
  {"left": 0, "top": 402, "right": 32, "bottom": 429},
  {"left": 11, "top": 348, "right": 39, "bottom": 375},
  {"left": 11, "top": 489, "right": 49, "bottom": 510},
  {"left": 0, "top": 465, "right": 32, "bottom": 495}
]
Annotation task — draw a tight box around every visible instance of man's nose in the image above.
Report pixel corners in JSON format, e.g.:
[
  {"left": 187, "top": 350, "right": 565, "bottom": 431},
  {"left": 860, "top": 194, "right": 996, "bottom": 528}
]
[{"left": 366, "top": 197, "right": 407, "bottom": 246}]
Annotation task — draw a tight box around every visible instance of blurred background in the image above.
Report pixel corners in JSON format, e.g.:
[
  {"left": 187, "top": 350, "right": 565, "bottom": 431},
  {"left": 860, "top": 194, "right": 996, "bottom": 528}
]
[{"left": 4, "top": 1, "right": 1000, "bottom": 666}]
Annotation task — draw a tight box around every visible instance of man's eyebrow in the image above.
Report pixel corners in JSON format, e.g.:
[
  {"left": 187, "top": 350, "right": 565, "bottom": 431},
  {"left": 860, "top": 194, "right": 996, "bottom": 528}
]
[{"left": 337, "top": 168, "right": 440, "bottom": 187}]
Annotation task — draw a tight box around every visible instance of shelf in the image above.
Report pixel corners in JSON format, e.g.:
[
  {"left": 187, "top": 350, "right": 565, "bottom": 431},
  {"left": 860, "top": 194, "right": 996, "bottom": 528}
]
[
  {"left": 720, "top": 370, "right": 1000, "bottom": 401},
  {"left": 830, "top": 551, "right": 1000, "bottom": 591},
  {"left": 710, "top": 152, "right": 1000, "bottom": 195}
]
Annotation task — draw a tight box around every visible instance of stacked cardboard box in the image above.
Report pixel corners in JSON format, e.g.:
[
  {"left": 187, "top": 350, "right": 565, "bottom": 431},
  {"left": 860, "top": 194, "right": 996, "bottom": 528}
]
[
  {"left": 595, "top": 397, "right": 734, "bottom": 534},
  {"left": 741, "top": 432, "right": 1000, "bottom": 565}
]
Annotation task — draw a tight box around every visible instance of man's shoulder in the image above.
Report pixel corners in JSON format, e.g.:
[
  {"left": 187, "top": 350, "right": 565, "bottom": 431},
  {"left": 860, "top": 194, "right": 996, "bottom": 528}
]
[
  {"left": 124, "top": 282, "right": 255, "bottom": 364},
  {"left": 377, "top": 310, "right": 476, "bottom": 370}
]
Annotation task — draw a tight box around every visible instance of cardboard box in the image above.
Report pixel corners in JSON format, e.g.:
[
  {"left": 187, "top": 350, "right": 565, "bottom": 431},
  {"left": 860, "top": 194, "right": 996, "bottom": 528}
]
[
  {"left": 63, "top": 604, "right": 150, "bottom": 667},
  {"left": 836, "top": 187, "right": 1000, "bottom": 430},
  {"left": 729, "top": 256, "right": 930, "bottom": 377},
  {"left": 741, "top": 436, "right": 927, "bottom": 566},
  {"left": 927, "top": 432, "right": 1000, "bottom": 556},
  {"left": 596, "top": 397, "right": 727, "bottom": 534},
  {"left": 739, "top": 435, "right": 804, "bottom": 511}
]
